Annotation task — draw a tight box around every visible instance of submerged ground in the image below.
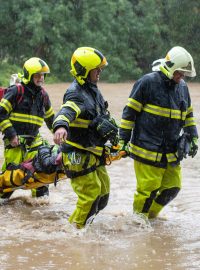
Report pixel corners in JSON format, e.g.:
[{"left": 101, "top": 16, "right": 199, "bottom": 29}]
[{"left": 0, "top": 82, "right": 200, "bottom": 270}]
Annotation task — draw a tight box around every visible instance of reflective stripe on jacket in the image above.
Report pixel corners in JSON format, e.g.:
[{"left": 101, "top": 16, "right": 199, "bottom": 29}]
[
  {"left": 53, "top": 80, "right": 109, "bottom": 156},
  {"left": 0, "top": 83, "right": 54, "bottom": 140},
  {"left": 119, "top": 71, "right": 198, "bottom": 167}
]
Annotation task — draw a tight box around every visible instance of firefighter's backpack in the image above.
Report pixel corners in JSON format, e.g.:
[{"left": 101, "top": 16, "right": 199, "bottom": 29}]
[
  {"left": 0, "top": 84, "right": 24, "bottom": 104},
  {"left": 0, "top": 84, "right": 48, "bottom": 105}
]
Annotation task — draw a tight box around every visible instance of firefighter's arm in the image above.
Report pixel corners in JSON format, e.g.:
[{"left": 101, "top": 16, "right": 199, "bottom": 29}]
[
  {"left": 119, "top": 113, "right": 135, "bottom": 154},
  {"left": 119, "top": 78, "right": 147, "bottom": 153},
  {"left": 43, "top": 92, "right": 55, "bottom": 131},
  {"left": 119, "top": 84, "right": 143, "bottom": 142},
  {"left": 53, "top": 92, "right": 83, "bottom": 145},
  {"left": 54, "top": 127, "right": 68, "bottom": 145},
  {"left": 0, "top": 87, "right": 18, "bottom": 139},
  {"left": 183, "top": 94, "right": 198, "bottom": 158}
]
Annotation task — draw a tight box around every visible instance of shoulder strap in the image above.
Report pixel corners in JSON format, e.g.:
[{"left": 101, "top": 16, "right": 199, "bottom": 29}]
[
  {"left": 0, "top": 87, "right": 6, "bottom": 100},
  {"left": 16, "top": 84, "right": 24, "bottom": 104},
  {"left": 41, "top": 87, "right": 48, "bottom": 106}
]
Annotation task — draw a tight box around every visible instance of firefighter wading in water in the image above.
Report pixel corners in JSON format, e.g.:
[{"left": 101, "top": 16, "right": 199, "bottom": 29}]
[
  {"left": 0, "top": 57, "right": 54, "bottom": 199},
  {"left": 119, "top": 46, "right": 198, "bottom": 219},
  {"left": 53, "top": 47, "right": 118, "bottom": 229}
]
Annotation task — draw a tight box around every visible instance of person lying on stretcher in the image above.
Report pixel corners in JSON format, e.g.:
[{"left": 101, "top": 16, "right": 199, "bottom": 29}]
[
  {"left": 0, "top": 145, "right": 65, "bottom": 199},
  {"left": 0, "top": 144, "right": 127, "bottom": 199}
]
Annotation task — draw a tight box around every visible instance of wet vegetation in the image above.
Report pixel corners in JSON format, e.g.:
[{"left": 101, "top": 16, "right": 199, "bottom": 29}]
[{"left": 0, "top": 0, "right": 199, "bottom": 85}]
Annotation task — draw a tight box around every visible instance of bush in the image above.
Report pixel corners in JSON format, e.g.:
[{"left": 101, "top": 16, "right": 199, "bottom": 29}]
[{"left": 0, "top": 62, "right": 21, "bottom": 87}]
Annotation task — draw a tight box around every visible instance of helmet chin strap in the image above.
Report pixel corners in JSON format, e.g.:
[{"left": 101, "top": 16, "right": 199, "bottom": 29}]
[
  {"left": 76, "top": 75, "right": 86, "bottom": 85},
  {"left": 159, "top": 65, "right": 173, "bottom": 79},
  {"left": 70, "top": 70, "right": 86, "bottom": 85}
]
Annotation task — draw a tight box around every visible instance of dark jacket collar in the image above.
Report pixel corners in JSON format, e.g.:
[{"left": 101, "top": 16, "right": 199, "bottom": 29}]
[{"left": 24, "top": 82, "right": 42, "bottom": 96}]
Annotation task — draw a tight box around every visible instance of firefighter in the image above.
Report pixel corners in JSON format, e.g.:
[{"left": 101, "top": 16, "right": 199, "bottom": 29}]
[
  {"left": 0, "top": 57, "right": 55, "bottom": 199},
  {"left": 53, "top": 47, "right": 118, "bottom": 228},
  {"left": 119, "top": 46, "right": 198, "bottom": 219}
]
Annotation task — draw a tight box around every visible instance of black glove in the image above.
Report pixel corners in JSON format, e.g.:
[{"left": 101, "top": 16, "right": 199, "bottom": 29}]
[
  {"left": 189, "top": 137, "right": 198, "bottom": 158},
  {"left": 177, "top": 133, "right": 190, "bottom": 161},
  {"left": 33, "top": 145, "right": 59, "bottom": 173},
  {"left": 91, "top": 115, "right": 118, "bottom": 145}
]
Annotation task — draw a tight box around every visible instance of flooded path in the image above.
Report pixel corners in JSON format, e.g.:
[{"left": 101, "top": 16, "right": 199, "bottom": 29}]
[{"left": 0, "top": 82, "right": 200, "bottom": 270}]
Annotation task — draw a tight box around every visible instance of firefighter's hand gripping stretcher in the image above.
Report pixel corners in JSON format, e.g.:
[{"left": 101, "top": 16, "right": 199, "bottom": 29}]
[{"left": 0, "top": 143, "right": 128, "bottom": 195}]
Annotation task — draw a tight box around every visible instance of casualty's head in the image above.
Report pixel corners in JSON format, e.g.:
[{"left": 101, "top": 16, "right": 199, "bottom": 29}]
[
  {"left": 70, "top": 47, "right": 108, "bottom": 85},
  {"left": 20, "top": 57, "right": 50, "bottom": 86},
  {"left": 152, "top": 46, "right": 196, "bottom": 83}
]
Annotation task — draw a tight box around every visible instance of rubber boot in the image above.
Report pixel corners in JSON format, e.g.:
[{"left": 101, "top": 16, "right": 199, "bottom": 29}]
[
  {"left": 31, "top": 185, "right": 49, "bottom": 198},
  {"left": 148, "top": 200, "right": 163, "bottom": 219}
]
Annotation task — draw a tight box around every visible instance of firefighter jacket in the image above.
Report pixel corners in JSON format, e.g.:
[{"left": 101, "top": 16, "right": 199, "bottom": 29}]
[
  {"left": 119, "top": 71, "right": 198, "bottom": 167},
  {"left": 0, "top": 82, "right": 54, "bottom": 141},
  {"left": 53, "top": 79, "right": 110, "bottom": 157}
]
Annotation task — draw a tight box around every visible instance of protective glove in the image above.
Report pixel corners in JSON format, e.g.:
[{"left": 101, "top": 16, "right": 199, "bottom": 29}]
[
  {"left": 92, "top": 116, "right": 118, "bottom": 144},
  {"left": 177, "top": 133, "right": 190, "bottom": 161},
  {"left": 118, "top": 140, "right": 129, "bottom": 157},
  {"left": 189, "top": 137, "right": 198, "bottom": 158}
]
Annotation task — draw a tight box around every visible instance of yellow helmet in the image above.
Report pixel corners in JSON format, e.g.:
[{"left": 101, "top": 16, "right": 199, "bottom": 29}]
[
  {"left": 70, "top": 47, "right": 108, "bottom": 85},
  {"left": 152, "top": 46, "right": 196, "bottom": 79},
  {"left": 21, "top": 57, "right": 50, "bottom": 84}
]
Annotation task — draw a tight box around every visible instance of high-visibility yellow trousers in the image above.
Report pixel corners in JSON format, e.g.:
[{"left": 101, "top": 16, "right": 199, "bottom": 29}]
[
  {"left": 133, "top": 160, "right": 181, "bottom": 218},
  {"left": 62, "top": 151, "right": 110, "bottom": 228},
  {"left": 2, "top": 134, "right": 46, "bottom": 171}
]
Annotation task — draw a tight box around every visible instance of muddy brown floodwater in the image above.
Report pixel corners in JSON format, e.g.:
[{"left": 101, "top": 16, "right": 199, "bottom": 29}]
[{"left": 0, "top": 82, "right": 200, "bottom": 270}]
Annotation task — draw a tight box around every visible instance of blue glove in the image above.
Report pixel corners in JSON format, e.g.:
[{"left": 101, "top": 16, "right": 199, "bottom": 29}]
[{"left": 189, "top": 137, "right": 198, "bottom": 158}]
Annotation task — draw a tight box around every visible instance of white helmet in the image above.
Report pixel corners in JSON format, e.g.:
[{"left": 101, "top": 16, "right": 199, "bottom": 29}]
[{"left": 152, "top": 46, "right": 196, "bottom": 79}]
